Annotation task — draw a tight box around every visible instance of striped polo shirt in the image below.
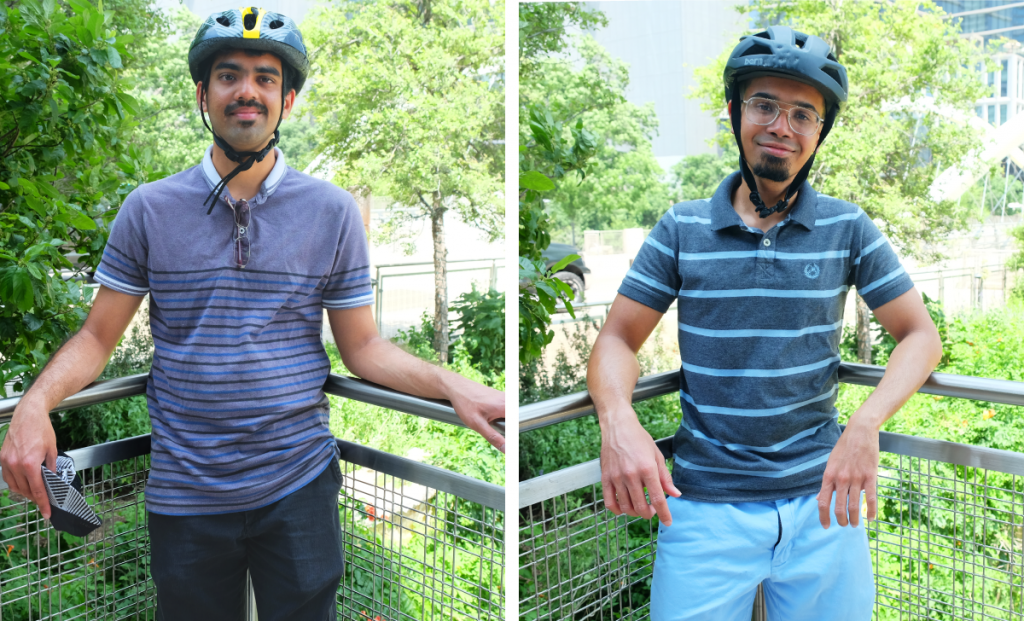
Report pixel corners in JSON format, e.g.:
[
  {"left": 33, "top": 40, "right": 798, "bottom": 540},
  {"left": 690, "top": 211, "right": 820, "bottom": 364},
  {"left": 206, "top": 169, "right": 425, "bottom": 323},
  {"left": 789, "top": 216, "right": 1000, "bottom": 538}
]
[
  {"left": 619, "top": 171, "right": 914, "bottom": 503},
  {"left": 94, "top": 146, "right": 373, "bottom": 515}
]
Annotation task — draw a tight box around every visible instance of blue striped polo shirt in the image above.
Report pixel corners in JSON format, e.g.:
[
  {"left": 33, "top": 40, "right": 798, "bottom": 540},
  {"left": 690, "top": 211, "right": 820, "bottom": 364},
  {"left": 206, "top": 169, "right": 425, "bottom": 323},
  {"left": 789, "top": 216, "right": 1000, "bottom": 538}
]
[
  {"left": 94, "top": 147, "right": 373, "bottom": 515},
  {"left": 619, "top": 171, "right": 914, "bottom": 503}
]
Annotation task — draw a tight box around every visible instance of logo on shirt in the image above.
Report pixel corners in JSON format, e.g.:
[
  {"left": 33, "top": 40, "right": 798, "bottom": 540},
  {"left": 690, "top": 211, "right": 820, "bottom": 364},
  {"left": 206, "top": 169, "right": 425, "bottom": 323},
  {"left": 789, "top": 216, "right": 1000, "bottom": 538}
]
[{"left": 804, "top": 263, "right": 820, "bottom": 279}]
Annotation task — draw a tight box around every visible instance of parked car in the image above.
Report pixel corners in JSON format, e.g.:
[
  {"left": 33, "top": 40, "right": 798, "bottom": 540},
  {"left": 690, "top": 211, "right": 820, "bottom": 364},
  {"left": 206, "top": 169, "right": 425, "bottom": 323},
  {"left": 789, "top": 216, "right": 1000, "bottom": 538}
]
[{"left": 541, "top": 243, "right": 590, "bottom": 306}]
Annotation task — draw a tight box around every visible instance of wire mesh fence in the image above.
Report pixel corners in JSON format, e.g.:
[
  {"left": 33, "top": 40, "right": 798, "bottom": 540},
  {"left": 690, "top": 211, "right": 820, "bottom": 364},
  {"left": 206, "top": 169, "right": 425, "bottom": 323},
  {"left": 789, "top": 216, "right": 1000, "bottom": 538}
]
[
  {"left": 519, "top": 484, "right": 655, "bottom": 621},
  {"left": 870, "top": 453, "right": 1024, "bottom": 620},
  {"left": 0, "top": 441, "right": 505, "bottom": 621},
  {"left": 0, "top": 455, "right": 153, "bottom": 621},
  {"left": 338, "top": 459, "right": 505, "bottom": 621},
  {"left": 373, "top": 259, "right": 504, "bottom": 339},
  {"left": 518, "top": 445, "right": 1024, "bottom": 621}
]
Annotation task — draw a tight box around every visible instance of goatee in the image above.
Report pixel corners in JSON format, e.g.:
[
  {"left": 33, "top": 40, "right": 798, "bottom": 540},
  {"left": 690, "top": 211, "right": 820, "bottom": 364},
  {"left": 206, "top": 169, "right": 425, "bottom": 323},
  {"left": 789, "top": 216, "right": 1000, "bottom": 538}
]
[{"left": 752, "top": 153, "right": 790, "bottom": 183}]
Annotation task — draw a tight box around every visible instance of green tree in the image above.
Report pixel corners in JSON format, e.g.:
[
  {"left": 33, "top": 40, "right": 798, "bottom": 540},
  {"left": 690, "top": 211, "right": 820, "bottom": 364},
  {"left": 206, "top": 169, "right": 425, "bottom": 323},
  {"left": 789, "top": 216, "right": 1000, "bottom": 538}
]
[
  {"left": 518, "top": 2, "right": 604, "bottom": 363},
  {"left": 692, "top": 0, "right": 992, "bottom": 362},
  {"left": 303, "top": 0, "right": 504, "bottom": 363},
  {"left": 523, "top": 36, "right": 669, "bottom": 244},
  {"left": 667, "top": 141, "right": 739, "bottom": 203},
  {"left": 0, "top": 0, "right": 158, "bottom": 396},
  {"left": 122, "top": 5, "right": 206, "bottom": 176}
]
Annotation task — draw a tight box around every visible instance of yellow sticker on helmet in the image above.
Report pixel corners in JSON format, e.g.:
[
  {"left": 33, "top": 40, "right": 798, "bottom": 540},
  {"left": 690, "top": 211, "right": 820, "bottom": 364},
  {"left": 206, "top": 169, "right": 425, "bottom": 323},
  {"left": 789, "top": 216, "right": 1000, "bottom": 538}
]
[{"left": 240, "top": 7, "right": 266, "bottom": 39}]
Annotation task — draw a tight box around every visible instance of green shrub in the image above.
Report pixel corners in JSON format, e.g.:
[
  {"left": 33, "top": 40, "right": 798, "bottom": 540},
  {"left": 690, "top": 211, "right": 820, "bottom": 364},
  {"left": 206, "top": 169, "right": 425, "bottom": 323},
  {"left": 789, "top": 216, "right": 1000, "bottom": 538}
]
[
  {"left": 519, "top": 317, "right": 679, "bottom": 480},
  {"left": 0, "top": 0, "right": 163, "bottom": 397},
  {"left": 326, "top": 342, "right": 504, "bottom": 486},
  {"left": 51, "top": 305, "right": 154, "bottom": 450},
  {"left": 393, "top": 286, "right": 506, "bottom": 379}
]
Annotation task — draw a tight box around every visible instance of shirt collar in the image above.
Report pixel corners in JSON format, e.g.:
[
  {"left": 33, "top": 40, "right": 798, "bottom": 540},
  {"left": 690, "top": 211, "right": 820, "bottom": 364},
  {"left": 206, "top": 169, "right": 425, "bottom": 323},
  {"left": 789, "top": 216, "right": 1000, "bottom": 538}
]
[
  {"left": 709, "top": 170, "right": 818, "bottom": 231},
  {"left": 201, "top": 144, "right": 287, "bottom": 205}
]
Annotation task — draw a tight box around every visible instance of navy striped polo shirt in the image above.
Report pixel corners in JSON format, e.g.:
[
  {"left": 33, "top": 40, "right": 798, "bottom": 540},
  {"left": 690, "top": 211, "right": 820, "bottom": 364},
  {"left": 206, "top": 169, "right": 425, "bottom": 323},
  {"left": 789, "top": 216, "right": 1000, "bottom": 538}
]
[
  {"left": 94, "top": 147, "right": 372, "bottom": 515},
  {"left": 619, "top": 171, "right": 914, "bottom": 503}
]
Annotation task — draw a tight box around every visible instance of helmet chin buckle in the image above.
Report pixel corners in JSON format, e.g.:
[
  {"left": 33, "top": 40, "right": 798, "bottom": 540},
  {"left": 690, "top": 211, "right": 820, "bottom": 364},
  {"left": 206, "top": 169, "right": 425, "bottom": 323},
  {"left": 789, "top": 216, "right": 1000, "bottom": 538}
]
[{"left": 753, "top": 193, "right": 790, "bottom": 218}]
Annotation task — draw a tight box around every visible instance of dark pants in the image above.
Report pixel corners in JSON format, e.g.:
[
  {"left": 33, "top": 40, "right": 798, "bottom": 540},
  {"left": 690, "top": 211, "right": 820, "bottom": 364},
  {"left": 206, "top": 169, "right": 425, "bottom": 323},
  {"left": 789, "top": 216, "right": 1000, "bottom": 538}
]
[{"left": 149, "top": 459, "right": 345, "bottom": 621}]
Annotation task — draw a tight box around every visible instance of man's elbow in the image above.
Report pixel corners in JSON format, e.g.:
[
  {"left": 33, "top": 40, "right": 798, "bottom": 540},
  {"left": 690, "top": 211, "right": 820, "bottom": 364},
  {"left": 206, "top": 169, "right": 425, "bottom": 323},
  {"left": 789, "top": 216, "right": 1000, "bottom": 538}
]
[{"left": 919, "top": 322, "right": 944, "bottom": 371}]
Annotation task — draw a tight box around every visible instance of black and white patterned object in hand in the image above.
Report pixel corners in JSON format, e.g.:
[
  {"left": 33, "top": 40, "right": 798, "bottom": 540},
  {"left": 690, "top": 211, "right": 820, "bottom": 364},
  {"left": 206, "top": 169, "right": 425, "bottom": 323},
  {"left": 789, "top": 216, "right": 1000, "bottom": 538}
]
[{"left": 41, "top": 454, "right": 101, "bottom": 537}]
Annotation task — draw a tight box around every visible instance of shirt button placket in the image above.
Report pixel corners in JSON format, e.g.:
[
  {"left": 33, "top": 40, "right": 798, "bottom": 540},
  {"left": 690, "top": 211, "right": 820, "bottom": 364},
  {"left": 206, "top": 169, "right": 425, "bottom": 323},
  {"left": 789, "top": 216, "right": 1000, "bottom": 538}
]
[{"left": 757, "top": 230, "right": 777, "bottom": 283}]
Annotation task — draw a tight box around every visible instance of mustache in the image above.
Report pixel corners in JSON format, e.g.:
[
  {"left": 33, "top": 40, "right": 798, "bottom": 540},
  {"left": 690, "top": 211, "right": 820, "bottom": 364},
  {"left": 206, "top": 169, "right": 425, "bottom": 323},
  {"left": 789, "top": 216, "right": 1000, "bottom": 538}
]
[{"left": 225, "top": 99, "right": 268, "bottom": 115}]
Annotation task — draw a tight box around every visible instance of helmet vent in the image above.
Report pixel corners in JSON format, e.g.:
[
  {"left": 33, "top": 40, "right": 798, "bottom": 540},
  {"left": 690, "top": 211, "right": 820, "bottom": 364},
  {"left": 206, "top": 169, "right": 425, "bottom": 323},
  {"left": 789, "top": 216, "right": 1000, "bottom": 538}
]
[
  {"left": 270, "top": 19, "right": 284, "bottom": 29},
  {"left": 740, "top": 42, "right": 772, "bottom": 57},
  {"left": 216, "top": 15, "right": 230, "bottom": 26},
  {"left": 244, "top": 10, "right": 258, "bottom": 30},
  {"left": 822, "top": 66, "right": 842, "bottom": 86}
]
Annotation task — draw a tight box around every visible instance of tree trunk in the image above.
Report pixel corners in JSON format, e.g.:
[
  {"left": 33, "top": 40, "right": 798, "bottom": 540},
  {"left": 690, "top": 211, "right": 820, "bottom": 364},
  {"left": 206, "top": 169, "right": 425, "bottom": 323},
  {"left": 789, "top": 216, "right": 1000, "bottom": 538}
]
[
  {"left": 431, "top": 201, "right": 449, "bottom": 363},
  {"left": 856, "top": 294, "right": 872, "bottom": 364}
]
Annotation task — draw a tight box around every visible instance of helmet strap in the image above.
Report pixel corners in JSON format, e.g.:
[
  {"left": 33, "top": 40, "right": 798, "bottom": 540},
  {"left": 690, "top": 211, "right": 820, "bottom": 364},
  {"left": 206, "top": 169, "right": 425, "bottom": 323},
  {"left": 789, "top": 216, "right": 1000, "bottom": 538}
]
[{"left": 199, "top": 80, "right": 286, "bottom": 214}]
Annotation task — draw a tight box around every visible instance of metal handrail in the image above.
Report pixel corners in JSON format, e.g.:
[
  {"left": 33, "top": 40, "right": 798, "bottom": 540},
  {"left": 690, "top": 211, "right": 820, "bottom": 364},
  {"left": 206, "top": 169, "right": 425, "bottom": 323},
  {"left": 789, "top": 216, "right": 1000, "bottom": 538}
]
[
  {"left": 0, "top": 372, "right": 505, "bottom": 434},
  {"left": 520, "top": 362, "right": 1024, "bottom": 432},
  {"left": 0, "top": 432, "right": 505, "bottom": 510},
  {"left": 520, "top": 425, "right": 1024, "bottom": 508}
]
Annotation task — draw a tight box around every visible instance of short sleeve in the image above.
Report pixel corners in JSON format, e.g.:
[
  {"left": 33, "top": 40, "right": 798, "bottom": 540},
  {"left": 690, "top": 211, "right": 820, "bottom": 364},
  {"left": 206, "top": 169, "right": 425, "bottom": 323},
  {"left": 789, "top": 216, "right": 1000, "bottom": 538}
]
[
  {"left": 94, "top": 190, "right": 150, "bottom": 296},
  {"left": 322, "top": 195, "right": 373, "bottom": 310},
  {"left": 848, "top": 214, "right": 914, "bottom": 309},
  {"left": 617, "top": 205, "right": 682, "bottom": 313}
]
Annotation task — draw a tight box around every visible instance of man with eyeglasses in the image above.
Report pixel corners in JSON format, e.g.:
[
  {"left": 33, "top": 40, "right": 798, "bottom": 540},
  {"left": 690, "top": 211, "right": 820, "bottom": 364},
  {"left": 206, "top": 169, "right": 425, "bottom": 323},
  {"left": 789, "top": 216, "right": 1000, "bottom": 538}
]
[
  {"left": 0, "top": 8, "right": 504, "bottom": 620},
  {"left": 587, "top": 27, "right": 941, "bottom": 619}
]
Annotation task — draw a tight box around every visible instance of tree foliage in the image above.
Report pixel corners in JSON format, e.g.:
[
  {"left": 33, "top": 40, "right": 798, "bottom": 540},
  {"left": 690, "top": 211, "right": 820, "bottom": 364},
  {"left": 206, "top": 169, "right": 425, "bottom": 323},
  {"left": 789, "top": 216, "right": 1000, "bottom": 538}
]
[
  {"left": 692, "top": 0, "right": 993, "bottom": 261},
  {"left": 667, "top": 141, "right": 739, "bottom": 203},
  {"left": 518, "top": 2, "right": 603, "bottom": 364},
  {"left": 0, "top": 0, "right": 159, "bottom": 396},
  {"left": 303, "top": 0, "right": 504, "bottom": 361},
  {"left": 523, "top": 36, "right": 669, "bottom": 244},
  {"left": 121, "top": 5, "right": 206, "bottom": 176}
]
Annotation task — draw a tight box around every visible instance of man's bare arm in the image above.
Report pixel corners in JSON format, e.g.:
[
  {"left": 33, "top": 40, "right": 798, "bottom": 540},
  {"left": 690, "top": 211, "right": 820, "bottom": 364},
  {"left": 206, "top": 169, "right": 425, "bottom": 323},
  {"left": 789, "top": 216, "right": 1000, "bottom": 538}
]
[
  {"left": 1, "top": 286, "right": 144, "bottom": 518},
  {"left": 817, "top": 288, "right": 942, "bottom": 529},
  {"left": 326, "top": 306, "right": 505, "bottom": 453},
  {"left": 588, "top": 294, "right": 681, "bottom": 525}
]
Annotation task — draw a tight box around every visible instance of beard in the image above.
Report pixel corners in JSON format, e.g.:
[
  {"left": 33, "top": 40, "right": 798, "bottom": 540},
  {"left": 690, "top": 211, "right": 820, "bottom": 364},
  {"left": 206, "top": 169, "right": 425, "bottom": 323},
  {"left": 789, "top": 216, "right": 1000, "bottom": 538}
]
[{"left": 751, "top": 153, "right": 791, "bottom": 182}]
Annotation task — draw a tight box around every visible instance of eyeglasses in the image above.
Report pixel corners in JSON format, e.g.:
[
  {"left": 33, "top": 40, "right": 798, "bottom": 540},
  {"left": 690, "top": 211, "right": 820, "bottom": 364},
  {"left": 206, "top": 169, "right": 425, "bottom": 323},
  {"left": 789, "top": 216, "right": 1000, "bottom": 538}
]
[
  {"left": 226, "top": 197, "right": 251, "bottom": 268},
  {"left": 741, "top": 97, "right": 824, "bottom": 136}
]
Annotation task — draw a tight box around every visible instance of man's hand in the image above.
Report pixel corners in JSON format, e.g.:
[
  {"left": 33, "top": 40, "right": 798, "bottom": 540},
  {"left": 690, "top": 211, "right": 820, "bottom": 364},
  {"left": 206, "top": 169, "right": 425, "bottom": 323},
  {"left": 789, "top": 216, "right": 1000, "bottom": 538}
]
[
  {"left": 447, "top": 378, "right": 505, "bottom": 453},
  {"left": 1, "top": 397, "right": 58, "bottom": 519},
  {"left": 816, "top": 420, "right": 879, "bottom": 529},
  {"left": 600, "top": 408, "right": 681, "bottom": 525}
]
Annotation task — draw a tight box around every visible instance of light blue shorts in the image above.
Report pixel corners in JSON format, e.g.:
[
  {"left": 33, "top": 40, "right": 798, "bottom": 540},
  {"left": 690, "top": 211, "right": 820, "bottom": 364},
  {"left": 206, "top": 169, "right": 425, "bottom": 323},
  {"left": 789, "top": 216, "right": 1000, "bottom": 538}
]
[{"left": 650, "top": 493, "right": 873, "bottom": 621}]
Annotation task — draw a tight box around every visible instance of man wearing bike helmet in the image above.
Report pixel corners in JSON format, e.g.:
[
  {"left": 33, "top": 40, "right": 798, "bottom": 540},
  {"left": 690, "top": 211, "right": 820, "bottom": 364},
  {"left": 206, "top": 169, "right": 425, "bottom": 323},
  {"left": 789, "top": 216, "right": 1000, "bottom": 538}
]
[
  {"left": 587, "top": 27, "right": 942, "bottom": 619},
  {"left": 0, "top": 7, "right": 504, "bottom": 620}
]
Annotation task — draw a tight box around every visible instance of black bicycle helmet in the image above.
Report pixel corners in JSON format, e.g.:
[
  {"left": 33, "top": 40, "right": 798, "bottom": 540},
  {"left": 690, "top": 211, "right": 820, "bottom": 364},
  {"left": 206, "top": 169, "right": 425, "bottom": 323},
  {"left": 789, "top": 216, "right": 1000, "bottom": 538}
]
[
  {"left": 723, "top": 26, "right": 849, "bottom": 217},
  {"left": 188, "top": 8, "right": 310, "bottom": 214}
]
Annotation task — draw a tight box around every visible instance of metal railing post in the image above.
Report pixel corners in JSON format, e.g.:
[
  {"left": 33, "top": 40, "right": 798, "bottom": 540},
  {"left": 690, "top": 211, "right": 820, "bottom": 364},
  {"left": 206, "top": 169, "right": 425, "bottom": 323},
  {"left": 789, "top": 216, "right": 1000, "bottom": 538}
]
[
  {"left": 374, "top": 266, "right": 383, "bottom": 334},
  {"left": 938, "top": 269, "right": 944, "bottom": 305},
  {"left": 751, "top": 584, "right": 767, "bottom": 620},
  {"left": 246, "top": 571, "right": 258, "bottom": 621},
  {"left": 489, "top": 259, "right": 497, "bottom": 290},
  {"left": 976, "top": 273, "right": 983, "bottom": 310}
]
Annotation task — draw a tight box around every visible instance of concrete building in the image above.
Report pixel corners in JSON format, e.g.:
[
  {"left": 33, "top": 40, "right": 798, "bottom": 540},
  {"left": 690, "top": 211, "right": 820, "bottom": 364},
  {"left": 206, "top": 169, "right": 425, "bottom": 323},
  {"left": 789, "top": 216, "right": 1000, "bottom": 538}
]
[{"left": 583, "top": 1, "right": 747, "bottom": 171}]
